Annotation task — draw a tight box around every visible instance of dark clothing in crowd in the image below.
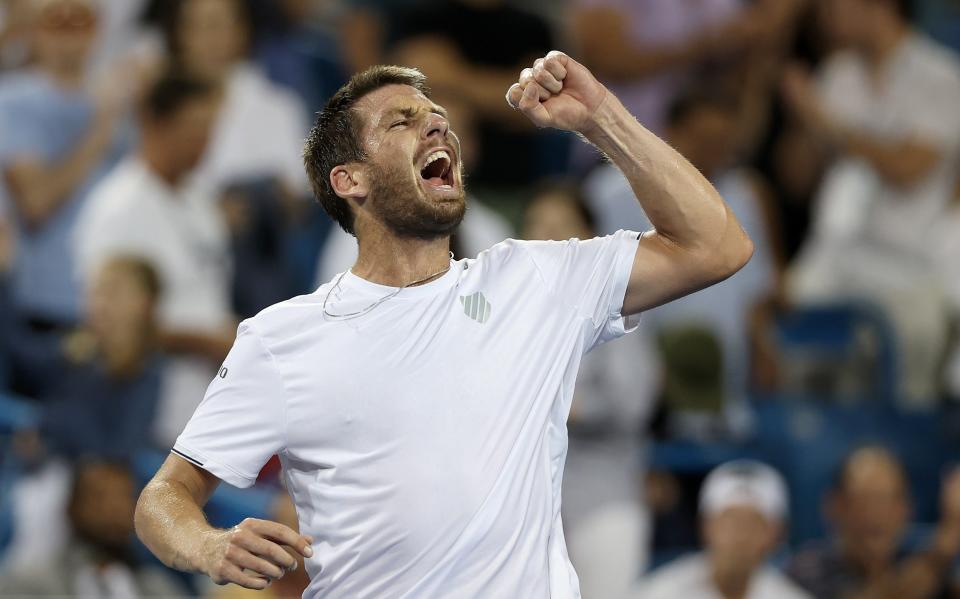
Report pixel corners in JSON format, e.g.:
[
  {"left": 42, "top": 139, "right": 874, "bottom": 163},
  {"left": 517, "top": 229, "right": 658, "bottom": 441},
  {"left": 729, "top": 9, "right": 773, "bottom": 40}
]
[
  {"left": 787, "top": 540, "right": 949, "bottom": 599},
  {"left": 39, "top": 354, "right": 164, "bottom": 462}
]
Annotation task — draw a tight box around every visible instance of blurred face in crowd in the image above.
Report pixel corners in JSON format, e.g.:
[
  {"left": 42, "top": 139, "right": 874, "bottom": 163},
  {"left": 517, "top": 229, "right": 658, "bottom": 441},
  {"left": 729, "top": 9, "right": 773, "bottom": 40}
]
[
  {"left": 145, "top": 93, "right": 221, "bottom": 178},
  {"left": 523, "top": 190, "right": 593, "bottom": 242},
  {"left": 703, "top": 505, "right": 781, "bottom": 580},
  {"left": 68, "top": 463, "right": 136, "bottom": 553},
  {"left": 86, "top": 260, "right": 157, "bottom": 350},
  {"left": 667, "top": 104, "right": 738, "bottom": 180},
  {"left": 177, "top": 0, "right": 248, "bottom": 81},
  {"left": 31, "top": 0, "right": 99, "bottom": 77},
  {"left": 830, "top": 448, "right": 910, "bottom": 568},
  {"left": 346, "top": 84, "right": 466, "bottom": 238}
]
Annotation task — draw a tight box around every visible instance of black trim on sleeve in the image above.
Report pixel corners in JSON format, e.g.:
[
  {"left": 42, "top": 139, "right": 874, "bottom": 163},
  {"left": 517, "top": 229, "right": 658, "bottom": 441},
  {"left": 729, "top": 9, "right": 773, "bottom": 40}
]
[{"left": 171, "top": 448, "right": 204, "bottom": 468}]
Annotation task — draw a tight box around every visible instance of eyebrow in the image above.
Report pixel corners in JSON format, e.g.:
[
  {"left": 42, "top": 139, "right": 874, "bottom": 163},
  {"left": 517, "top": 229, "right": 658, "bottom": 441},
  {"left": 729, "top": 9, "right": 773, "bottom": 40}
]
[{"left": 382, "top": 104, "right": 448, "bottom": 124}]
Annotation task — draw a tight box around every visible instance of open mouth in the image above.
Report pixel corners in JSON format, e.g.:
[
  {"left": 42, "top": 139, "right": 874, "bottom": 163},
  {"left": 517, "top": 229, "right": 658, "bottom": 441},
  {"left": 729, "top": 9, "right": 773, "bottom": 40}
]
[{"left": 419, "top": 149, "right": 454, "bottom": 188}]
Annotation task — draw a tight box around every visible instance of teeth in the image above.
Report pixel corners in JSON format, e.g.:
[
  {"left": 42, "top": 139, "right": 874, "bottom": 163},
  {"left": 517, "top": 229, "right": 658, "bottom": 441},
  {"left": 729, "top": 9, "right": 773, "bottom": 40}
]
[{"left": 424, "top": 150, "right": 450, "bottom": 168}]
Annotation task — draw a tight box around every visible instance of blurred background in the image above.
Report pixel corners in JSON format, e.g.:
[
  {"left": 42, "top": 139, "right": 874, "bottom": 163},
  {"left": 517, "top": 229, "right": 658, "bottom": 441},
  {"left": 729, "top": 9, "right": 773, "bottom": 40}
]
[{"left": 1, "top": 0, "right": 960, "bottom": 597}]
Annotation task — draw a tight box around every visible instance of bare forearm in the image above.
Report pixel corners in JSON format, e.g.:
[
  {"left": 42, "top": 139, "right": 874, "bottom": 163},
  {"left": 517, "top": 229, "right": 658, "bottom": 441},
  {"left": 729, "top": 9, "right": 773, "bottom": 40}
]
[
  {"left": 583, "top": 94, "right": 737, "bottom": 255},
  {"left": 7, "top": 115, "right": 115, "bottom": 227},
  {"left": 832, "top": 127, "right": 939, "bottom": 188},
  {"left": 135, "top": 478, "right": 216, "bottom": 573}
]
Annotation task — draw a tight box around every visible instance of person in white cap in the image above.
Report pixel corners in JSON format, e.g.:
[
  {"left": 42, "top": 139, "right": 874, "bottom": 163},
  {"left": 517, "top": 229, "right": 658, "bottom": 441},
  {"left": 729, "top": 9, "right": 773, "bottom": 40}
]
[{"left": 631, "top": 460, "right": 811, "bottom": 599}]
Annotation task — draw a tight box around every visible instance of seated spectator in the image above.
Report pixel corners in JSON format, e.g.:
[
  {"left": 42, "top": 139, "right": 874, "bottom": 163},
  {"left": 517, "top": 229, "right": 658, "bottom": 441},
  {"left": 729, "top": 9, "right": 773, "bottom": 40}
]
[
  {"left": 583, "top": 90, "right": 781, "bottom": 440},
  {"left": 787, "top": 446, "right": 960, "bottom": 599},
  {"left": 522, "top": 180, "right": 659, "bottom": 599},
  {"left": 389, "top": 0, "right": 557, "bottom": 185},
  {"left": 75, "top": 72, "right": 235, "bottom": 447},
  {"left": 2, "top": 256, "right": 165, "bottom": 578},
  {"left": 18, "top": 256, "right": 164, "bottom": 463},
  {"left": 0, "top": 0, "right": 129, "bottom": 341},
  {"left": 0, "top": 461, "right": 188, "bottom": 596},
  {"left": 782, "top": 0, "right": 960, "bottom": 405},
  {"left": 632, "top": 460, "right": 811, "bottom": 599},
  {"left": 159, "top": 0, "right": 310, "bottom": 195}
]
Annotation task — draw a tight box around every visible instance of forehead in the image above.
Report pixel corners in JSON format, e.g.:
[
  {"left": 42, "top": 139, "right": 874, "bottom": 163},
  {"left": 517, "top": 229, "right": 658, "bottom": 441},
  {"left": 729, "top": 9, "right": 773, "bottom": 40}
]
[{"left": 354, "top": 84, "right": 445, "bottom": 127}]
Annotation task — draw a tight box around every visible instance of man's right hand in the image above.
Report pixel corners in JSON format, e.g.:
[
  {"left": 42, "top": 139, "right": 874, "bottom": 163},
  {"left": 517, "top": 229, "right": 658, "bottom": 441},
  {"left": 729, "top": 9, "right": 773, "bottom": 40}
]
[{"left": 200, "top": 518, "right": 314, "bottom": 590}]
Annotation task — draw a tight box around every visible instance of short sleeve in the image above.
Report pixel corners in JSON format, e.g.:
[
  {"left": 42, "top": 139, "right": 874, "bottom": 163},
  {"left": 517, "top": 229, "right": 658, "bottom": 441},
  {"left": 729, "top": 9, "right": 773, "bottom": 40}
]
[
  {"left": 172, "top": 322, "right": 286, "bottom": 488},
  {"left": 521, "top": 229, "right": 641, "bottom": 351}
]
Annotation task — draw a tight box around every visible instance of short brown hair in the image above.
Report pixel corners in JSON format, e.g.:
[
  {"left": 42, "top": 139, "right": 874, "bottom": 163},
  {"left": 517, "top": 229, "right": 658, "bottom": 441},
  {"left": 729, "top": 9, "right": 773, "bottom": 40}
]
[{"left": 303, "top": 65, "right": 430, "bottom": 235}]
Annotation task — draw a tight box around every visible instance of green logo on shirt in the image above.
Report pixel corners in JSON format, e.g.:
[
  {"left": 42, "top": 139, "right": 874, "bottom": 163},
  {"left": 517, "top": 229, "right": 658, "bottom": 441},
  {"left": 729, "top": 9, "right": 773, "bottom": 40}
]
[{"left": 460, "top": 292, "right": 491, "bottom": 324}]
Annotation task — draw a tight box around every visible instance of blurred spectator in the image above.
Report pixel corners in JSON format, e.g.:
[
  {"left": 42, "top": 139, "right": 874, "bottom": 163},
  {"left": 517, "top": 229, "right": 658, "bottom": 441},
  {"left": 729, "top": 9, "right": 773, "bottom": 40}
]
[
  {"left": 631, "top": 460, "right": 810, "bottom": 599},
  {"left": 390, "top": 0, "right": 556, "bottom": 186},
  {"left": 782, "top": 0, "right": 960, "bottom": 405},
  {"left": 787, "top": 446, "right": 960, "bottom": 598},
  {"left": 254, "top": 0, "right": 346, "bottom": 113},
  {"left": 206, "top": 491, "right": 309, "bottom": 598},
  {"left": 315, "top": 90, "right": 512, "bottom": 281},
  {"left": 583, "top": 90, "right": 781, "bottom": 440},
  {"left": 16, "top": 256, "right": 164, "bottom": 463},
  {"left": 160, "top": 0, "right": 310, "bottom": 195},
  {"left": 75, "top": 72, "right": 235, "bottom": 447},
  {"left": 522, "top": 180, "right": 659, "bottom": 599},
  {"left": 1, "top": 256, "right": 164, "bottom": 580},
  {"left": 0, "top": 461, "right": 187, "bottom": 596},
  {"left": 0, "top": 0, "right": 128, "bottom": 333},
  {"left": 569, "top": 0, "right": 749, "bottom": 137}
]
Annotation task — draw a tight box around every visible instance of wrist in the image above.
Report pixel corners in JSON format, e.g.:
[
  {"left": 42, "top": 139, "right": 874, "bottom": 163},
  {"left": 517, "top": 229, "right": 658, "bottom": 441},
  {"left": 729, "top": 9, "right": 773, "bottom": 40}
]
[{"left": 579, "top": 91, "right": 626, "bottom": 144}]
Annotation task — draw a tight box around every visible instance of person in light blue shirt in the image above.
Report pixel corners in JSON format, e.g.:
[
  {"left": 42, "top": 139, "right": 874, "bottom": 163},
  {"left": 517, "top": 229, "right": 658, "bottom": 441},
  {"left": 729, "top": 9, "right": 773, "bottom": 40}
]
[{"left": 0, "top": 0, "right": 127, "bottom": 328}]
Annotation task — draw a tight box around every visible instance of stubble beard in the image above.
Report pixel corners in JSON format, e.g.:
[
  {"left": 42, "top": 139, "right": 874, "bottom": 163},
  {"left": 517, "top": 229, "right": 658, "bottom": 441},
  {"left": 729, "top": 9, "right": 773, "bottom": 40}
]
[{"left": 367, "top": 160, "right": 466, "bottom": 240}]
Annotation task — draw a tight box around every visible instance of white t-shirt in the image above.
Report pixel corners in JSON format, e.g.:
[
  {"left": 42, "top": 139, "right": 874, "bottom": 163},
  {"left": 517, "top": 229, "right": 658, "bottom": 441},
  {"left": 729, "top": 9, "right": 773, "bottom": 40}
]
[
  {"left": 632, "top": 553, "right": 812, "bottom": 599},
  {"left": 174, "top": 230, "right": 641, "bottom": 598},
  {"left": 196, "top": 63, "right": 310, "bottom": 194},
  {"left": 74, "top": 157, "right": 233, "bottom": 445}
]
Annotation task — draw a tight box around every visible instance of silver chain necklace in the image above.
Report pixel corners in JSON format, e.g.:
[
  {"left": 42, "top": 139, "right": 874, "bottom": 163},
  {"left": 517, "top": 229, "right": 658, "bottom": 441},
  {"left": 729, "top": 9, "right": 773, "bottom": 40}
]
[{"left": 322, "top": 252, "right": 455, "bottom": 321}]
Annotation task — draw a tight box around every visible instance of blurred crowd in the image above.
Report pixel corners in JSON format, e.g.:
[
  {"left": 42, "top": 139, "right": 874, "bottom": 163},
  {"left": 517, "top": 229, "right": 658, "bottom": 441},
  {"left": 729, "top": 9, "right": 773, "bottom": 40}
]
[{"left": 0, "top": 0, "right": 960, "bottom": 597}]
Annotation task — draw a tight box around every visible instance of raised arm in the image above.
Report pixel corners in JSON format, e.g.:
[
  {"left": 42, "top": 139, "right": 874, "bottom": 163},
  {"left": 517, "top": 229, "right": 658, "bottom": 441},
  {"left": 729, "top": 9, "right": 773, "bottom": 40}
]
[
  {"left": 135, "top": 454, "right": 313, "bottom": 590},
  {"left": 507, "top": 51, "right": 753, "bottom": 315}
]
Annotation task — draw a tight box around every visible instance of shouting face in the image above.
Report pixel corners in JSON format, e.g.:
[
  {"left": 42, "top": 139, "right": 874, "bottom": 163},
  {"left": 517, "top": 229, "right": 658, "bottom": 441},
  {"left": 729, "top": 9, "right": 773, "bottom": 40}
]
[{"left": 339, "top": 84, "right": 466, "bottom": 239}]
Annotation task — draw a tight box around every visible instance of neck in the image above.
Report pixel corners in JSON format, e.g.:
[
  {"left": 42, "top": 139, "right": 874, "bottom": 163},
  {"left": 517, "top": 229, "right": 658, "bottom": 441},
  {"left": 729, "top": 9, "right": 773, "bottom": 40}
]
[
  {"left": 710, "top": 559, "right": 752, "bottom": 599},
  {"left": 864, "top": 17, "right": 908, "bottom": 69},
  {"left": 140, "top": 142, "right": 183, "bottom": 187},
  {"left": 99, "top": 329, "right": 150, "bottom": 378},
  {"left": 353, "top": 222, "right": 452, "bottom": 287}
]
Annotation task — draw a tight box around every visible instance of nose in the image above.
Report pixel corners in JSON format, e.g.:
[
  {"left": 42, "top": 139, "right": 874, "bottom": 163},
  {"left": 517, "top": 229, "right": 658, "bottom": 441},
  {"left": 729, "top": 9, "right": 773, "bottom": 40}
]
[{"left": 422, "top": 113, "right": 449, "bottom": 141}]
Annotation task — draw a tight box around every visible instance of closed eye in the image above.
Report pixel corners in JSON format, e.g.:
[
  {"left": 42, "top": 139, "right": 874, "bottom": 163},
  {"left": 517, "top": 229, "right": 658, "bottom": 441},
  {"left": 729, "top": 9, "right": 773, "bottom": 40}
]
[{"left": 389, "top": 120, "right": 408, "bottom": 129}]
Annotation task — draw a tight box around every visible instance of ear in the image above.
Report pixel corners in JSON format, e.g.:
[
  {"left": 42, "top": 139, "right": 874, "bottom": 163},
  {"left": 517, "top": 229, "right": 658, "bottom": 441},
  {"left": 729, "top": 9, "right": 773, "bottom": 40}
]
[{"left": 330, "top": 164, "right": 368, "bottom": 202}]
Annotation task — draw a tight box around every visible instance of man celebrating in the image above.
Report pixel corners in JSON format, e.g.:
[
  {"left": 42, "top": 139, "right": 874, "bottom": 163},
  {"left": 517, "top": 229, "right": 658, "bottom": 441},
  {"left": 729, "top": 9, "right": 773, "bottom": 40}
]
[{"left": 135, "top": 51, "right": 753, "bottom": 596}]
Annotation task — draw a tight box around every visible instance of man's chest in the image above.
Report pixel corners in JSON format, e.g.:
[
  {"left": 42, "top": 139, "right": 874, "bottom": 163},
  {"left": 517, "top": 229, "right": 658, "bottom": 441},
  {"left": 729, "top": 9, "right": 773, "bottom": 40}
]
[{"left": 279, "top": 284, "right": 580, "bottom": 460}]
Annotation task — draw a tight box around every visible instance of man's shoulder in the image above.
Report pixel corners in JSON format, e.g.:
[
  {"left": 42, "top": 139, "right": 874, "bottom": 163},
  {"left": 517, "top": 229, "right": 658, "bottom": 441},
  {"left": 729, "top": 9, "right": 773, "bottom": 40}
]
[
  {"left": 242, "top": 289, "right": 329, "bottom": 344},
  {"left": 80, "top": 161, "right": 154, "bottom": 231}
]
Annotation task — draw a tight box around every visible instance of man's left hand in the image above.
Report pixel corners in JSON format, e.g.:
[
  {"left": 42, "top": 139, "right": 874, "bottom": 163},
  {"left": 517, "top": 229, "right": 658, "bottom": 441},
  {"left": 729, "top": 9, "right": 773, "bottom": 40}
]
[{"left": 506, "top": 51, "right": 608, "bottom": 134}]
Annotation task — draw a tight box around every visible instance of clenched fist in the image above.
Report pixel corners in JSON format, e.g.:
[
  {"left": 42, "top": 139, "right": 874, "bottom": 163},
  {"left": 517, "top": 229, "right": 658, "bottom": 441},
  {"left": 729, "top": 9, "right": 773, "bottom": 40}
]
[
  {"left": 506, "top": 51, "right": 608, "bottom": 134},
  {"left": 200, "top": 517, "right": 314, "bottom": 590}
]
